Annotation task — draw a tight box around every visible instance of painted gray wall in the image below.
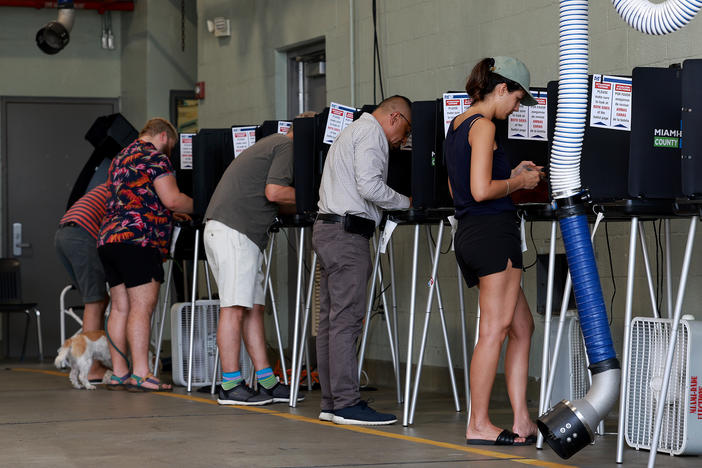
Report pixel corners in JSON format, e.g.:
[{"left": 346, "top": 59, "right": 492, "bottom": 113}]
[
  {"left": 0, "top": 2, "right": 197, "bottom": 125},
  {"left": 196, "top": 0, "right": 702, "bottom": 381},
  {"left": 121, "top": 0, "right": 198, "bottom": 127},
  {"left": 0, "top": 8, "right": 122, "bottom": 98},
  {"left": 147, "top": 0, "right": 198, "bottom": 120}
]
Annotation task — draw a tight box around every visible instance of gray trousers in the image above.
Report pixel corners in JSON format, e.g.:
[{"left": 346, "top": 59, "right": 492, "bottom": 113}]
[{"left": 312, "top": 220, "right": 372, "bottom": 411}]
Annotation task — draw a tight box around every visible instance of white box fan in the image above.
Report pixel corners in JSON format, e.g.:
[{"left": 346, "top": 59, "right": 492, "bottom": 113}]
[
  {"left": 625, "top": 316, "right": 702, "bottom": 455},
  {"left": 171, "top": 299, "right": 253, "bottom": 387},
  {"left": 547, "top": 312, "right": 590, "bottom": 406}
]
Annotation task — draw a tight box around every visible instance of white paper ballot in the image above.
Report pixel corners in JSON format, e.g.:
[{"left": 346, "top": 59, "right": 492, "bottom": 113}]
[
  {"left": 179, "top": 133, "right": 195, "bottom": 170},
  {"left": 520, "top": 215, "right": 527, "bottom": 253},
  {"left": 231, "top": 126, "right": 257, "bottom": 157},
  {"left": 379, "top": 219, "right": 398, "bottom": 254},
  {"left": 323, "top": 102, "right": 356, "bottom": 145}
]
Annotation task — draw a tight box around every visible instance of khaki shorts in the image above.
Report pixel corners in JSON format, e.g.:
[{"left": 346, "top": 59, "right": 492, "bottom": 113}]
[{"left": 203, "top": 220, "right": 265, "bottom": 309}]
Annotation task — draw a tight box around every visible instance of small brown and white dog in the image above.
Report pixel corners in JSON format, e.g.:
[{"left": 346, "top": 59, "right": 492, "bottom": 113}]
[{"left": 54, "top": 330, "right": 113, "bottom": 390}]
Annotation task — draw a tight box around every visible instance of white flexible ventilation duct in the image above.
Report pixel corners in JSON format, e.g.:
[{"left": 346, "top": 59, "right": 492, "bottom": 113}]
[{"left": 612, "top": 0, "right": 702, "bottom": 35}]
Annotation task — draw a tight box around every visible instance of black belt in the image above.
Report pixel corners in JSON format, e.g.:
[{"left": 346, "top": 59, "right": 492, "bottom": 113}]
[
  {"left": 317, "top": 213, "right": 345, "bottom": 224},
  {"left": 60, "top": 221, "right": 81, "bottom": 228},
  {"left": 316, "top": 213, "right": 375, "bottom": 239}
]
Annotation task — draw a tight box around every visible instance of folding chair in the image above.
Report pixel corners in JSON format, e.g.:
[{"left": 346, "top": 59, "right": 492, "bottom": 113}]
[{"left": 0, "top": 258, "right": 43, "bottom": 361}]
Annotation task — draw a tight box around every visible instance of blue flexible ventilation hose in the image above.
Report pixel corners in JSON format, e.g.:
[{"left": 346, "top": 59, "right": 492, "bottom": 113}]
[{"left": 560, "top": 215, "right": 616, "bottom": 364}]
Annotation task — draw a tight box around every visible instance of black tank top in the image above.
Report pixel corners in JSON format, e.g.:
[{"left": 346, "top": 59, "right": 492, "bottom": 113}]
[{"left": 444, "top": 114, "right": 515, "bottom": 219}]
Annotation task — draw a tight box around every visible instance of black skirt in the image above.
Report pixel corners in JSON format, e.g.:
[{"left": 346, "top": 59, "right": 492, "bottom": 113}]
[{"left": 454, "top": 211, "right": 523, "bottom": 288}]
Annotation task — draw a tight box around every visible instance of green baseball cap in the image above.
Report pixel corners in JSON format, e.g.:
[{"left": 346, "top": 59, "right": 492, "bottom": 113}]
[{"left": 491, "top": 56, "right": 537, "bottom": 106}]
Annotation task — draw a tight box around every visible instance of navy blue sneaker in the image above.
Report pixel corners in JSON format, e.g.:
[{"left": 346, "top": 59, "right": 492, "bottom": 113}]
[{"left": 331, "top": 400, "right": 397, "bottom": 426}]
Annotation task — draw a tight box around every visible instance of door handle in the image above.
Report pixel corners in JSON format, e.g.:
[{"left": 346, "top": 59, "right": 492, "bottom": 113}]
[{"left": 12, "top": 222, "right": 30, "bottom": 256}]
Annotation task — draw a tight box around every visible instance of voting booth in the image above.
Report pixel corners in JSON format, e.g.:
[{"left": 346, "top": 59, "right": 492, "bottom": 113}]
[
  {"left": 192, "top": 128, "right": 236, "bottom": 217},
  {"left": 410, "top": 100, "right": 451, "bottom": 209},
  {"left": 292, "top": 107, "right": 331, "bottom": 215},
  {"left": 547, "top": 76, "right": 632, "bottom": 201},
  {"left": 682, "top": 59, "right": 702, "bottom": 198},
  {"left": 629, "top": 66, "right": 683, "bottom": 199},
  {"left": 67, "top": 113, "right": 138, "bottom": 209}
]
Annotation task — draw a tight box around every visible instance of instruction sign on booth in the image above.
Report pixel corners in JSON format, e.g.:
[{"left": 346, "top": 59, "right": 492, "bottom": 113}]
[{"left": 590, "top": 74, "right": 632, "bottom": 131}]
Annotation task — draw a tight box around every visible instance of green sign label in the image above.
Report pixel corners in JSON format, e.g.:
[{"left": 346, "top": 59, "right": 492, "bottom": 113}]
[
  {"left": 653, "top": 128, "right": 682, "bottom": 149},
  {"left": 653, "top": 136, "right": 679, "bottom": 148}
]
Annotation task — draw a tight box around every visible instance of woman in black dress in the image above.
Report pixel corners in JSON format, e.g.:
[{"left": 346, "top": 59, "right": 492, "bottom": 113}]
[{"left": 445, "top": 57, "right": 544, "bottom": 446}]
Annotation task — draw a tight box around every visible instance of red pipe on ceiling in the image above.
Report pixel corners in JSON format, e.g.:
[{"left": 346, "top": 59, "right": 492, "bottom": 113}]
[{"left": 0, "top": 1, "right": 134, "bottom": 13}]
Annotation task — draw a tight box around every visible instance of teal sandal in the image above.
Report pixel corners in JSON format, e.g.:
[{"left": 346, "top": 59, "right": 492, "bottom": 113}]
[
  {"left": 126, "top": 373, "right": 173, "bottom": 393},
  {"left": 106, "top": 372, "right": 130, "bottom": 391}
]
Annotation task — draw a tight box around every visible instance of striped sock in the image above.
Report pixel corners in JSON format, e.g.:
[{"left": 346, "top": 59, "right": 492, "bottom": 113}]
[
  {"left": 256, "top": 367, "right": 277, "bottom": 389},
  {"left": 221, "top": 371, "right": 243, "bottom": 391}
]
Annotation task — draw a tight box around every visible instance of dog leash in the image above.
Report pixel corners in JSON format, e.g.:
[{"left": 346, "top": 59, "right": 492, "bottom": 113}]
[{"left": 104, "top": 315, "right": 131, "bottom": 369}]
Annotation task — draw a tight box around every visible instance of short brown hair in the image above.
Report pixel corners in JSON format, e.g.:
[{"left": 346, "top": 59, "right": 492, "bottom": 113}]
[{"left": 139, "top": 118, "right": 177, "bottom": 141}]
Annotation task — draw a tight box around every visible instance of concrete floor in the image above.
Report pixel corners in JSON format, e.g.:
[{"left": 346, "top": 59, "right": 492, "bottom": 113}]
[{"left": 0, "top": 362, "right": 698, "bottom": 468}]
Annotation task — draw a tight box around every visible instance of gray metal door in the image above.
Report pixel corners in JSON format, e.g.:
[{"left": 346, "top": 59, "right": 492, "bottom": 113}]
[{"left": 1, "top": 97, "right": 116, "bottom": 358}]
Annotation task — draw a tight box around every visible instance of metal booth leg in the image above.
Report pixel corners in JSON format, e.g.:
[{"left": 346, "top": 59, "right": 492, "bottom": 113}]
[
  {"left": 289, "top": 227, "right": 306, "bottom": 407},
  {"left": 647, "top": 217, "right": 697, "bottom": 468},
  {"left": 291, "top": 252, "right": 317, "bottom": 406},
  {"left": 402, "top": 225, "right": 420, "bottom": 426},
  {"left": 59, "top": 285, "right": 72, "bottom": 344},
  {"left": 357, "top": 234, "right": 401, "bottom": 397},
  {"left": 536, "top": 220, "right": 558, "bottom": 449},
  {"left": 153, "top": 259, "right": 174, "bottom": 378},
  {"left": 186, "top": 228, "right": 200, "bottom": 393},
  {"left": 35, "top": 309, "right": 43, "bottom": 361},
  {"left": 265, "top": 233, "right": 288, "bottom": 385},
  {"left": 638, "top": 223, "right": 660, "bottom": 318},
  {"left": 616, "top": 217, "right": 638, "bottom": 463},
  {"left": 388, "top": 237, "right": 402, "bottom": 403},
  {"left": 428, "top": 245, "right": 461, "bottom": 415},
  {"left": 358, "top": 234, "right": 382, "bottom": 380},
  {"left": 665, "top": 219, "right": 673, "bottom": 319},
  {"left": 408, "top": 222, "right": 453, "bottom": 425},
  {"left": 375, "top": 242, "right": 401, "bottom": 402}
]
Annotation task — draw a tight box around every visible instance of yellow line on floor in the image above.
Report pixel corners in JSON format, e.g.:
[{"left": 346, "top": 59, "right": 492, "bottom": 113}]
[
  {"left": 11, "top": 367, "right": 67, "bottom": 377},
  {"left": 156, "top": 391, "right": 575, "bottom": 468},
  {"left": 12, "top": 368, "right": 575, "bottom": 468}
]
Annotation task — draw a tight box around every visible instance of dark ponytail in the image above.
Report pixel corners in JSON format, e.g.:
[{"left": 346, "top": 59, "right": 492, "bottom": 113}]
[{"left": 465, "top": 57, "right": 522, "bottom": 103}]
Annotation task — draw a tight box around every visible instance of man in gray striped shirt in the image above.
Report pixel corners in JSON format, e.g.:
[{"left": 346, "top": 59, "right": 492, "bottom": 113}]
[{"left": 312, "top": 95, "right": 412, "bottom": 425}]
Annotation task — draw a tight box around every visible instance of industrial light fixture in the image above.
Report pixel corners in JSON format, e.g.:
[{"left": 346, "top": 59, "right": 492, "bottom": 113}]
[{"left": 36, "top": 0, "right": 75, "bottom": 55}]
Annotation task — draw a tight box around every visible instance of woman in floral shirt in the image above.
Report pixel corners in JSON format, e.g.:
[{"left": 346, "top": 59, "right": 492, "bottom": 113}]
[{"left": 98, "top": 117, "right": 193, "bottom": 392}]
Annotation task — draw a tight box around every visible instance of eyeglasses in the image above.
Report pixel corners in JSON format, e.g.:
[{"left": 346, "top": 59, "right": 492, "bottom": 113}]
[
  {"left": 396, "top": 112, "right": 411, "bottom": 130},
  {"left": 396, "top": 112, "right": 411, "bottom": 138}
]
